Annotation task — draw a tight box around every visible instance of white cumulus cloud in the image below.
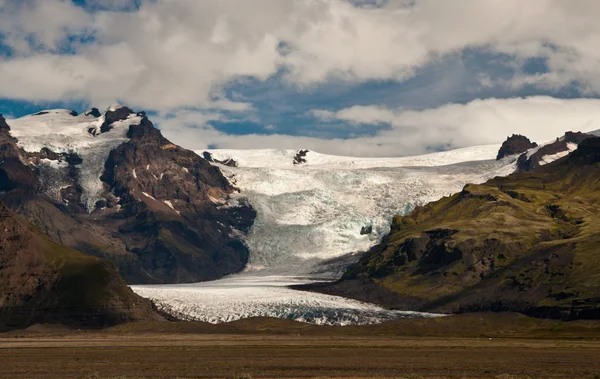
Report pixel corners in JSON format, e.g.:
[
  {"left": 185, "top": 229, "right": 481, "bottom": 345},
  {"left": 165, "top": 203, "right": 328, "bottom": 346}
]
[{"left": 162, "top": 97, "right": 600, "bottom": 157}]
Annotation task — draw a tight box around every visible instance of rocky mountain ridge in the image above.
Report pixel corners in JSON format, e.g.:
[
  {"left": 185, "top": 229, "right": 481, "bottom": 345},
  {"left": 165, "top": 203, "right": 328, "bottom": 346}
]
[{"left": 0, "top": 108, "right": 255, "bottom": 284}]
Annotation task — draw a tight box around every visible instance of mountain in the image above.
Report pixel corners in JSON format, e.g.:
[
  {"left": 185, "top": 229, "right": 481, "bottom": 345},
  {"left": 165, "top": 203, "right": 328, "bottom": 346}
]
[
  {"left": 496, "top": 134, "right": 537, "bottom": 160},
  {"left": 0, "top": 201, "right": 162, "bottom": 330},
  {"left": 0, "top": 109, "right": 255, "bottom": 284},
  {"left": 517, "top": 131, "right": 593, "bottom": 171},
  {"left": 306, "top": 135, "right": 600, "bottom": 320}
]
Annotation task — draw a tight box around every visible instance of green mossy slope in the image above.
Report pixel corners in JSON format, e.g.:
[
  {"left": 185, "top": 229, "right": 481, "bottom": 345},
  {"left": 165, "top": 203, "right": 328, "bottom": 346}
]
[{"left": 316, "top": 137, "right": 600, "bottom": 319}]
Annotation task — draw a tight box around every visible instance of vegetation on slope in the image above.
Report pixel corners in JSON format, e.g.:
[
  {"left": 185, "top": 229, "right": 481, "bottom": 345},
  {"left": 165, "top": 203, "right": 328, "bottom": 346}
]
[{"left": 315, "top": 137, "right": 600, "bottom": 319}]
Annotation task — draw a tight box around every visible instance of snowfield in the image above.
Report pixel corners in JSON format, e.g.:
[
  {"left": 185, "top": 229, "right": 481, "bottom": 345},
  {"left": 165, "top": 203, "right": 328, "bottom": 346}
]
[
  {"left": 133, "top": 146, "right": 518, "bottom": 325},
  {"left": 206, "top": 144, "right": 501, "bottom": 169}
]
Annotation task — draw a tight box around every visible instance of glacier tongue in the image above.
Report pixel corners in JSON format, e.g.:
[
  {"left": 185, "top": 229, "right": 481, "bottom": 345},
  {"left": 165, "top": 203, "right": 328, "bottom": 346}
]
[
  {"left": 132, "top": 275, "right": 445, "bottom": 326},
  {"left": 132, "top": 147, "right": 517, "bottom": 326}
]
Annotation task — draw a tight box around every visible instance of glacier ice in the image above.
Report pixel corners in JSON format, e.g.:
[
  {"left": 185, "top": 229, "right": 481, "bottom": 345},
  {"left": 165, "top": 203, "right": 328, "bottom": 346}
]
[
  {"left": 132, "top": 147, "right": 518, "bottom": 325},
  {"left": 132, "top": 275, "right": 446, "bottom": 326},
  {"left": 212, "top": 150, "right": 516, "bottom": 271}
]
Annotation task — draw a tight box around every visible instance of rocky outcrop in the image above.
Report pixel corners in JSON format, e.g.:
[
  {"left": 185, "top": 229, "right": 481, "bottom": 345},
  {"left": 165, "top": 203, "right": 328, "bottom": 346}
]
[
  {"left": 202, "top": 151, "right": 238, "bottom": 167},
  {"left": 100, "top": 106, "right": 134, "bottom": 133},
  {"left": 517, "top": 131, "right": 593, "bottom": 171},
  {"left": 0, "top": 115, "right": 38, "bottom": 192},
  {"left": 0, "top": 202, "right": 162, "bottom": 331},
  {"left": 98, "top": 116, "right": 256, "bottom": 283},
  {"left": 496, "top": 134, "right": 537, "bottom": 160},
  {"left": 311, "top": 136, "right": 600, "bottom": 320},
  {"left": 293, "top": 149, "right": 309, "bottom": 165},
  {"left": 85, "top": 108, "right": 102, "bottom": 118}
]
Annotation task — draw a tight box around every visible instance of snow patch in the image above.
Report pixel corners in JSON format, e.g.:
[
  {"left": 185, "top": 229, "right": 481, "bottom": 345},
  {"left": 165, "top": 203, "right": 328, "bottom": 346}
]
[
  {"left": 163, "top": 200, "right": 180, "bottom": 215},
  {"left": 208, "top": 194, "right": 225, "bottom": 204},
  {"left": 39, "top": 158, "right": 68, "bottom": 169},
  {"left": 539, "top": 142, "right": 579, "bottom": 166},
  {"left": 142, "top": 191, "right": 156, "bottom": 201}
]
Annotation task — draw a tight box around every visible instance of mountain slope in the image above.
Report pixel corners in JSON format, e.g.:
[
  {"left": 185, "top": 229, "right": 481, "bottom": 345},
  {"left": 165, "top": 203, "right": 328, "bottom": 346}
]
[
  {"left": 0, "top": 201, "right": 162, "bottom": 330},
  {"left": 1, "top": 110, "right": 255, "bottom": 284},
  {"left": 310, "top": 137, "right": 600, "bottom": 320}
]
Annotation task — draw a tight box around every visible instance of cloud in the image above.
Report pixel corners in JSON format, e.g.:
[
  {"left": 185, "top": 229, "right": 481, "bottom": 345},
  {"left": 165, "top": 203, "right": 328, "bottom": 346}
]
[
  {"left": 4, "top": 0, "right": 600, "bottom": 110},
  {"left": 4, "top": 1, "right": 600, "bottom": 155},
  {"left": 0, "top": 0, "right": 91, "bottom": 54},
  {"left": 161, "top": 97, "right": 600, "bottom": 157}
]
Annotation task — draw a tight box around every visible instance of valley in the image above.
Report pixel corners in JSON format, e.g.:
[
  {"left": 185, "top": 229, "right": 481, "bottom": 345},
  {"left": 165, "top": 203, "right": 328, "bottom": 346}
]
[
  {"left": 131, "top": 146, "right": 517, "bottom": 324},
  {"left": 2, "top": 106, "right": 599, "bottom": 326}
]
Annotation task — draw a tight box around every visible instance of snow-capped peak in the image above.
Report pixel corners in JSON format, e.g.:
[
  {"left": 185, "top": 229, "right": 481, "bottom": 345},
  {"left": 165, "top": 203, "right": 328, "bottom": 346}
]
[
  {"left": 7, "top": 108, "right": 142, "bottom": 211},
  {"left": 106, "top": 104, "right": 125, "bottom": 112}
]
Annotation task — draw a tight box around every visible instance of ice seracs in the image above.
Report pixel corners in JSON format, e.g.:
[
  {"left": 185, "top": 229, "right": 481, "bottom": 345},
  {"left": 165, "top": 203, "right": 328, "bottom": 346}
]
[{"left": 202, "top": 147, "right": 517, "bottom": 271}]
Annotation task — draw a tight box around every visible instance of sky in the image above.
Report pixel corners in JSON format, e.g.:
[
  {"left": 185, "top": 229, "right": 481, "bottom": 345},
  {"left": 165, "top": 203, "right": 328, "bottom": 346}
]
[{"left": 2, "top": 0, "right": 600, "bottom": 156}]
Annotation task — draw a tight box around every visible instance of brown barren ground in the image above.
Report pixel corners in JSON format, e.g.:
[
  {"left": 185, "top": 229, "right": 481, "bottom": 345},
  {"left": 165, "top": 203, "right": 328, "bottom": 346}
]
[{"left": 1, "top": 313, "right": 600, "bottom": 379}]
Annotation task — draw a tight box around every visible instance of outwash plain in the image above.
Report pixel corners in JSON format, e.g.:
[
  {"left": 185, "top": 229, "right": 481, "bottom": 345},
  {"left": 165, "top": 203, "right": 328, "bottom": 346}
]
[{"left": 2, "top": 313, "right": 600, "bottom": 379}]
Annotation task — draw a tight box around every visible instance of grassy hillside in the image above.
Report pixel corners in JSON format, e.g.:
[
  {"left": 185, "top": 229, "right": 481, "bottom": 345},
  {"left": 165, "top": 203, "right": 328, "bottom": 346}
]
[{"left": 313, "top": 137, "right": 600, "bottom": 319}]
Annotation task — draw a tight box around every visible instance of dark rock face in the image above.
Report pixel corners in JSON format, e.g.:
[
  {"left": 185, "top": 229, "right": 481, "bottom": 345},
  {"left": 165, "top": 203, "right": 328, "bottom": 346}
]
[
  {"left": 0, "top": 202, "right": 162, "bottom": 331},
  {"left": 85, "top": 108, "right": 102, "bottom": 118},
  {"left": 98, "top": 106, "right": 134, "bottom": 134},
  {"left": 496, "top": 134, "right": 537, "bottom": 160},
  {"left": 99, "top": 116, "right": 255, "bottom": 283},
  {"left": 517, "top": 131, "right": 593, "bottom": 171},
  {"left": 360, "top": 225, "right": 372, "bottom": 235},
  {"left": 0, "top": 115, "right": 38, "bottom": 192},
  {"left": 25, "top": 147, "right": 83, "bottom": 167},
  {"left": 293, "top": 149, "right": 309, "bottom": 165},
  {"left": 202, "top": 151, "right": 238, "bottom": 167}
]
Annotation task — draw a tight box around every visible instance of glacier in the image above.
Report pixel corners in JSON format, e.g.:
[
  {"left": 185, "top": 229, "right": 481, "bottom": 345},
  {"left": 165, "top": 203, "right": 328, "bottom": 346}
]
[{"left": 132, "top": 146, "right": 518, "bottom": 325}]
